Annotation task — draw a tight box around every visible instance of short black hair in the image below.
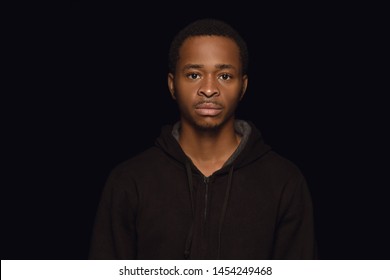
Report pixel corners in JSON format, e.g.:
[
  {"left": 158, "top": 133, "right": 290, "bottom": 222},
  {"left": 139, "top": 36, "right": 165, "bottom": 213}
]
[{"left": 168, "top": 18, "right": 249, "bottom": 75}]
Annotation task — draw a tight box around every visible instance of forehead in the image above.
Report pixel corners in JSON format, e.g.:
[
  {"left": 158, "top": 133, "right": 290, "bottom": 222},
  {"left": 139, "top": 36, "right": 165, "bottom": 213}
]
[{"left": 178, "top": 36, "right": 241, "bottom": 68}]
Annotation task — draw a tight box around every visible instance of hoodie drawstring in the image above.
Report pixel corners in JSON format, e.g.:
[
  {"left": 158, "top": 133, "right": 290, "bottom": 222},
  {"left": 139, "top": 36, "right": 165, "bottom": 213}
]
[
  {"left": 184, "top": 160, "right": 194, "bottom": 259},
  {"left": 217, "top": 165, "right": 234, "bottom": 259}
]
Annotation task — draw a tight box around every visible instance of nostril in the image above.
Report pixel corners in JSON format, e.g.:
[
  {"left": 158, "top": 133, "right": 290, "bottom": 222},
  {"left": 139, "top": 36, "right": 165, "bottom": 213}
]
[{"left": 198, "top": 88, "right": 220, "bottom": 98}]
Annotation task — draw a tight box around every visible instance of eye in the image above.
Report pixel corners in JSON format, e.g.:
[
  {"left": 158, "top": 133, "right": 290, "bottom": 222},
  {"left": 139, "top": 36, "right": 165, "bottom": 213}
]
[
  {"left": 186, "top": 73, "right": 201, "bottom": 80},
  {"left": 219, "top": 73, "right": 232, "bottom": 80}
]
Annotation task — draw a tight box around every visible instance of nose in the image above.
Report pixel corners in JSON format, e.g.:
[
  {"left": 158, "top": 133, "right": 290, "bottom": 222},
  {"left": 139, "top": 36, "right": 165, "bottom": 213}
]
[{"left": 198, "top": 75, "right": 220, "bottom": 98}]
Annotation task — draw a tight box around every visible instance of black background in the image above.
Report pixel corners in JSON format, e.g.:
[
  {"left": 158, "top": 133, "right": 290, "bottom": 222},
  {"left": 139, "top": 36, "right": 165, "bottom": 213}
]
[{"left": 2, "top": 2, "right": 388, "bottom": 260}]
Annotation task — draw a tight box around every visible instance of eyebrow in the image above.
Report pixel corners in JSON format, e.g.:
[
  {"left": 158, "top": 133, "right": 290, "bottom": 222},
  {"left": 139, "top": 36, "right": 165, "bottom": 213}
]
[{"left": 182, "top": 63, "right": 236, "bottom": 71}]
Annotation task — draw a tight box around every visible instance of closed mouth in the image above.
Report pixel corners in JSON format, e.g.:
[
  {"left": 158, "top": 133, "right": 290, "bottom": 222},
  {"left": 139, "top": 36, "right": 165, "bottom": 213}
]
[{"left": 194, "top": 102, "right": 223, "bottom": 110}]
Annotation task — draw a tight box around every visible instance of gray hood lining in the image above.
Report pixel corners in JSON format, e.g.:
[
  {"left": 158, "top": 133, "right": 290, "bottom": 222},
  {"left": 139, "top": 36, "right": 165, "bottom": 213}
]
[{"left": 171, "top": 119, "right": 252, "bottom": 167}]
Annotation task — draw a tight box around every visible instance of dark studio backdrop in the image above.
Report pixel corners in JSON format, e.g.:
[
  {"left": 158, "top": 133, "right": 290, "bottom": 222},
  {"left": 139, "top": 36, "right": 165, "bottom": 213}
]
[{"left": 2, "top": 2, "right": 388, "bottom": 260}]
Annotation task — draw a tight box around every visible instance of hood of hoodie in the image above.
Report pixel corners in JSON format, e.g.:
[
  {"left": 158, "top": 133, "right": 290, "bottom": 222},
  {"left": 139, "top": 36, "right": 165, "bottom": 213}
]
[{"left": 154, "top": 119, "right": 271, "bottom": 175}]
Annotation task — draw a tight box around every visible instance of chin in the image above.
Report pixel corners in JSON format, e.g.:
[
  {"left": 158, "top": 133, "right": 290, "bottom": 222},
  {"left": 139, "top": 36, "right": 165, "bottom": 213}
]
[{"left": 192, "top": 117, "right": 226, "bottom": 131}]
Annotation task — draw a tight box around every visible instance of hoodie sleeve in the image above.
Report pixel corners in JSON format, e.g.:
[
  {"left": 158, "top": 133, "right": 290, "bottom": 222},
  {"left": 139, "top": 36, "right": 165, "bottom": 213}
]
[
  {"left": 88, "top": 167, "right": 138, "bottom": 259},
  {"left": 271, "top": 173, "right": 318, "bottom": 259}
]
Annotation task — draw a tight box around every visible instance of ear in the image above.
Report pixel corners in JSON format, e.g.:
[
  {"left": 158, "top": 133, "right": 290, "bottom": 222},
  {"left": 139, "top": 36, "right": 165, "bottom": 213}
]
[
  {"left": 240, "top": 75, "right": 248, "bottom": 100},
  {"left": 168, "top": 73, "right": 176, "bottom": 100}
]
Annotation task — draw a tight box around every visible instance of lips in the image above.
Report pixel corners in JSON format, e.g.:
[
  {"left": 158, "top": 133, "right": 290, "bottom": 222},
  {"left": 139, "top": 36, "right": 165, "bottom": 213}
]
[{"left": 194, "top": 102, "right": 223, "bottom": 116}]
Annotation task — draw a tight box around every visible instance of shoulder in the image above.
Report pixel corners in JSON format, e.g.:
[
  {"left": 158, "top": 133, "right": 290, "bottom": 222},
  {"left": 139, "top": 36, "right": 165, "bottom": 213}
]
[
  {"left": 107, "top": 145, "right": 180, "bottom": 184},
  {"left": 251, "top": 151, "right": 313, "bottom": 211},
  {"left": 259, "top": 150, "right": 305, "bottom": 181},
  {"left": 247, "top": 150, "right": 310, "bottom": 200},
  {"left": 99, "top": 147, "right": 163, "bottom": 195},
  {"left": 109, "top": 147, "right": 163, "bottom": 177}
]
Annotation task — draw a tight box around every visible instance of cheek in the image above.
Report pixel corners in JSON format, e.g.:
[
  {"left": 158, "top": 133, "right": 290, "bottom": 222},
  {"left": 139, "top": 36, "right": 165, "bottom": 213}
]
[
  {"left": 225, "top": 86, "right": 243, "bottom": 102},
  {"left": 175, "top": 83, "right": 196, "bottom": 102},
  {"left": 175, "top": 90, "right": 194, "bottom": 110},
  {"left": 176, "top": 80, "right": 197, "bottom": 93}
]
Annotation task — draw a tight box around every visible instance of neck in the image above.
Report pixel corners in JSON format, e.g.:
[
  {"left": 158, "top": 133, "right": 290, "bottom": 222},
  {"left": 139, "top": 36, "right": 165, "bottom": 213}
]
[{"left": 178, "top": 118, "right": 240, "bottom": 175}]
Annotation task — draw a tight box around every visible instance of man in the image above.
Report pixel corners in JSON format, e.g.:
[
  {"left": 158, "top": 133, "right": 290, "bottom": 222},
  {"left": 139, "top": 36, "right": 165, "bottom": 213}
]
[{"left": 89, "top": 18, "right": 317, "bottom": 259}]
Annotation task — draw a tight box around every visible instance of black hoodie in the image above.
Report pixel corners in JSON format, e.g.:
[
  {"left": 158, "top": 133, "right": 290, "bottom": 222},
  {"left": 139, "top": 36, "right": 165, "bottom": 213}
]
[{"left": 89, "top": 120, "right": 317, "bottom": 259}]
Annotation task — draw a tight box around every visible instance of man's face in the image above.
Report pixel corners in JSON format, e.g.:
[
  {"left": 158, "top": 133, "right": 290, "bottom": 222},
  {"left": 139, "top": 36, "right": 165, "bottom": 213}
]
[{"left": 168, "top": 35, "right": 248, "bottom": 131}]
